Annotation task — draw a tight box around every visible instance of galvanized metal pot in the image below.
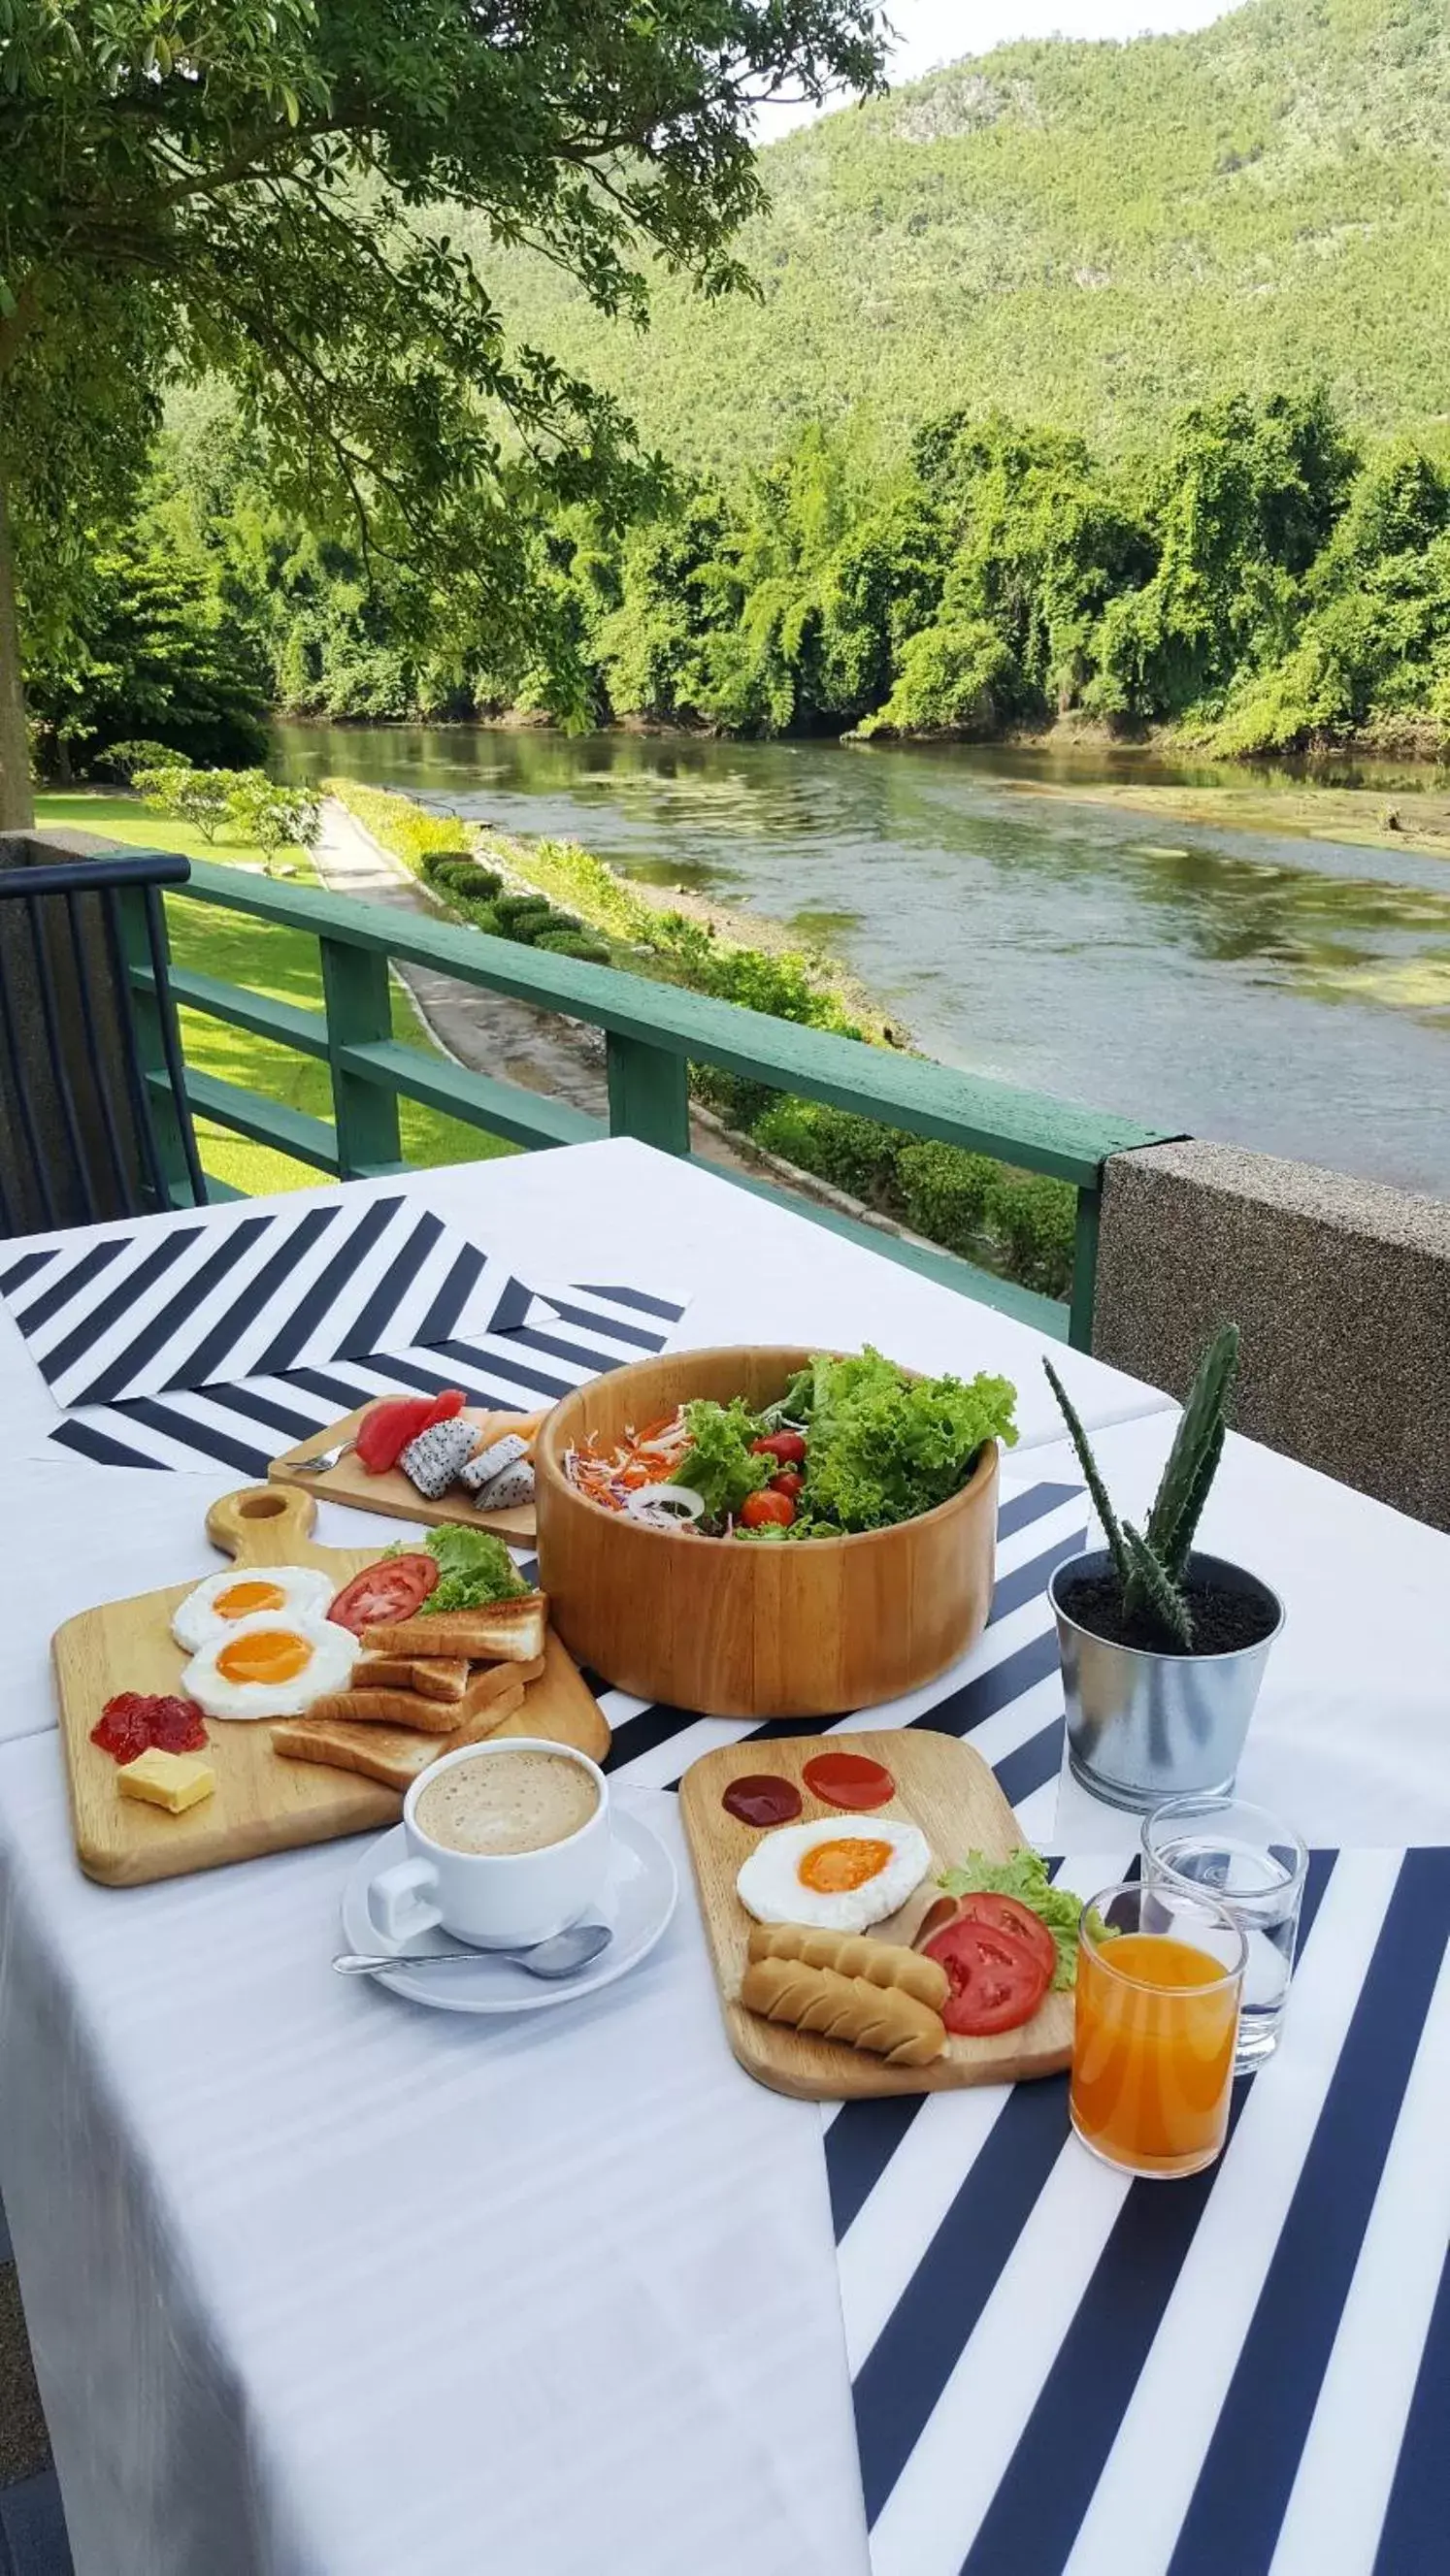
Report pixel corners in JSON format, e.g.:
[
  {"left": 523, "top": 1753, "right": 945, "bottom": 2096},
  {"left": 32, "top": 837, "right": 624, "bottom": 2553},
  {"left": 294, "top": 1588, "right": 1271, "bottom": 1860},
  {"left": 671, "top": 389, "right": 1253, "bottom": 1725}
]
[{"left": 1048, "top": 1548, "right": 1285, "bottom": 1813}]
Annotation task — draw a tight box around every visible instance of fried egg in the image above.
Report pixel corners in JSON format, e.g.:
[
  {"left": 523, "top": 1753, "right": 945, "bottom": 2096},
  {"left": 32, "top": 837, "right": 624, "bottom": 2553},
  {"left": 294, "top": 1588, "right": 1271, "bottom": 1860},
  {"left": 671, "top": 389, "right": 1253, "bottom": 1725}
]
[
  {"left": 181, "top": 1613, "right": 360, "bottom": 1721},
  {"left": 172, "top": 1564, "right": 337, "bottom": 1654},
  {"left": 736, "top": 1816, "right": 931, "bottom": 1933}
]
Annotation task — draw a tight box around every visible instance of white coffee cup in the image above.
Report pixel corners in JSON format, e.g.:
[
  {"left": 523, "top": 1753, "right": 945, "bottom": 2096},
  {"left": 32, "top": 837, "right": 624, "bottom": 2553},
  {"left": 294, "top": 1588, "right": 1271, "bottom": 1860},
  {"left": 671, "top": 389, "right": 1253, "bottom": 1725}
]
[{"left": 367, "top": 1738, "right": 610, "bottom": 1950}]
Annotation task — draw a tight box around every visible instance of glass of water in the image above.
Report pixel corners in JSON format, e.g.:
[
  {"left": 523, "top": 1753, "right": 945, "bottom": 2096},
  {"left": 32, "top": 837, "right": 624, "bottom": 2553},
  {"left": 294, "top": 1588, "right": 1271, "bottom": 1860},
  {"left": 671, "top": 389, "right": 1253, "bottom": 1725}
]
[{"left": 1140, "top": 1794, "right": 1307, "bottom": 2071}]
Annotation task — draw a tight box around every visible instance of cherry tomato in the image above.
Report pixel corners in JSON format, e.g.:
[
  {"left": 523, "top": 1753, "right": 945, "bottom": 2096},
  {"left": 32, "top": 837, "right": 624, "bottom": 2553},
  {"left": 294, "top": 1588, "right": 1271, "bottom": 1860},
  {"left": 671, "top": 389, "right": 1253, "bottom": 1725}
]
[
  {"left": 923, "top": 1916, "right": 1050, "bottom": 2036},
  {"left": 751, "top": 1431, "right": 807, "bottom": 1467},
  {"left": 740, "top": 1488, "right": 796, "bottom": 1529},
  {"left": 945, "top": 1892, "right": 1057, "bottom": 1988},
  {"left": 770, "top": 1470, "right": 805, "bottom": 1503},
  {"left": 328, "top": 1553, "right": 440, "bottom": 1635}
]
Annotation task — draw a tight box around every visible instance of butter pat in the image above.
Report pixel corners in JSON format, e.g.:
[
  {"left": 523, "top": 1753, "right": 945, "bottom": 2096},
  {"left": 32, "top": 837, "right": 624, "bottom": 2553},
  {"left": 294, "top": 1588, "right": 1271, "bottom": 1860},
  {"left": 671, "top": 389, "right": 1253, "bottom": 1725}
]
[{"left": 117, "top": 1749, "right": 215, "bottom": 1814}]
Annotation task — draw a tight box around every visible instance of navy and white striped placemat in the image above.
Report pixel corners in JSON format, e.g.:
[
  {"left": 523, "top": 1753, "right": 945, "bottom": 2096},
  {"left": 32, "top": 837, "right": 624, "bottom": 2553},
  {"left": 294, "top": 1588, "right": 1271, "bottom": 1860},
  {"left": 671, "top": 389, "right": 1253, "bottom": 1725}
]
[
  {"left": 823, "top": 1842, "right": 1450, "bottom": 2576},
  {"left": 564, "top": 1487, "right": 1450, "bottom": 2574},
  {"left": 593, "top": 1476, "right": 1089, "bottom": 1842},
  {"left": 0, "top": 1195, "right": 550, "bottom": 1406},
  {"left": 41, "top": 1280, "right": 688, "bottom": 1478}
]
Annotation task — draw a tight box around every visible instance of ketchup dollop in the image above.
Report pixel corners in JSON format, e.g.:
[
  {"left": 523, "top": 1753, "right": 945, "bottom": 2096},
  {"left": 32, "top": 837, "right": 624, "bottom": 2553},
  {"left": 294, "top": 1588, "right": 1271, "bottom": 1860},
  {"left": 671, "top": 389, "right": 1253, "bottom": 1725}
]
[
  {"left": 721, "top": 1774, "right": 804, "bottom": 1829},
  {"left": 802, "top": 1750, "right": 897, "bottom": 1811},
  {"left": 92, "top": 1693, "right": 208, "bottom": 1764}
]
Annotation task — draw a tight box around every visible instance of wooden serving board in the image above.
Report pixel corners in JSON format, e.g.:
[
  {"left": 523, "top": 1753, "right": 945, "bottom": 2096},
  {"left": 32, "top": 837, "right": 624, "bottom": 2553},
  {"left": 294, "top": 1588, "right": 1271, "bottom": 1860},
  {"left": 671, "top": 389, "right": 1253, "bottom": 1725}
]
[
  {"left": 678, "top": 1730, "right": 1073, "bottom": 2100},
  {"left": 268, "top": 1405, "right": 543, "bottom": 1541},
  {"left": 53, "top": 1484, "right": 608, "bottom": 1888}
]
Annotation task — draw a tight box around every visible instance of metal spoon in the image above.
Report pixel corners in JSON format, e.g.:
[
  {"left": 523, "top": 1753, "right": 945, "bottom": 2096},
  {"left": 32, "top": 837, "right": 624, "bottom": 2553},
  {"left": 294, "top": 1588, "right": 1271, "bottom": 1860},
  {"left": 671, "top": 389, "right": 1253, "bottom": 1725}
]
[{"left": 333, "top": 1922, "right": 612, "bottom": 1980}]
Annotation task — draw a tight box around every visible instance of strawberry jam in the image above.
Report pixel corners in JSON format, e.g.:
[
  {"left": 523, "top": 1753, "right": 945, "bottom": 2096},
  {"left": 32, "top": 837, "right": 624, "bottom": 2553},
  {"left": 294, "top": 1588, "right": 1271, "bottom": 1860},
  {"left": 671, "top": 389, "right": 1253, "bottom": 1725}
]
[{"left": 92, "top": 1694, "right": 208, "bottom": 1763}]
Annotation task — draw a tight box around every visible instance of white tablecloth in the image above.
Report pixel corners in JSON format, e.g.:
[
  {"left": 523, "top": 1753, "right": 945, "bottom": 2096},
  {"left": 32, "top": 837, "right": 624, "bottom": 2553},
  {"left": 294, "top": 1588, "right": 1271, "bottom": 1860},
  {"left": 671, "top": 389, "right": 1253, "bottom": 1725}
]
[
  {"left": 0, "top": 1143, "right": 1171, "bottom": 1751},
  {"left": 0, "top": 1763, "right": 862, "bottom": 2576},
  {"left": 2, "top": 1145, "right": 1448, "bottom": 2576}
]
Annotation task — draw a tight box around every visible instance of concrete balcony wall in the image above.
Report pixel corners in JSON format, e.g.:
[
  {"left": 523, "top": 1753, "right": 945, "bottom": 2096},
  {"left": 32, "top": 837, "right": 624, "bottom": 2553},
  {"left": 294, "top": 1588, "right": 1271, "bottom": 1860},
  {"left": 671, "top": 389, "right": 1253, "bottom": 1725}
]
[{"left": 1094, "top": 1138, "right": 1450, "bottom": 1530}]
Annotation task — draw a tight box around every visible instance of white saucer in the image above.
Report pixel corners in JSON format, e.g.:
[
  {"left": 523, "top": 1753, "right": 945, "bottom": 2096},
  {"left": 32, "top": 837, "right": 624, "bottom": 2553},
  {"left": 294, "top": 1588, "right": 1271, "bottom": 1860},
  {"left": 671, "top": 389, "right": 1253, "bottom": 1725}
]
[{"left": 339, "top": 1805, "right": 678, "bottom": 2014}]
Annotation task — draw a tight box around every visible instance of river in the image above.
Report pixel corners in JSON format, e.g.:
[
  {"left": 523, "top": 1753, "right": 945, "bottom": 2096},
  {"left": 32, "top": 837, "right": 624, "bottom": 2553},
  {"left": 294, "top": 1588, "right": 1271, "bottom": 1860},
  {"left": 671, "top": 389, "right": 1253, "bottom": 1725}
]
[{"left": 273, "top": 724, "right": 1450, "bottom": 1197}]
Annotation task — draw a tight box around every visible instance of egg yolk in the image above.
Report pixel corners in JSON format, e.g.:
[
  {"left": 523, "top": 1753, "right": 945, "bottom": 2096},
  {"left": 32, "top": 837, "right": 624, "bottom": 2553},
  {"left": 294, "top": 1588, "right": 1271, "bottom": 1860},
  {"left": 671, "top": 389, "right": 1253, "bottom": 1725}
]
[
  {"left": 214, "top": 1580, "right": 287, "bottom": 1621},
  {"left": 214, "top": 1627, "right": 313, "bottom": 1685},
  {"left": 797, "top": 1837, "right": 895, "bottom": 1894}
]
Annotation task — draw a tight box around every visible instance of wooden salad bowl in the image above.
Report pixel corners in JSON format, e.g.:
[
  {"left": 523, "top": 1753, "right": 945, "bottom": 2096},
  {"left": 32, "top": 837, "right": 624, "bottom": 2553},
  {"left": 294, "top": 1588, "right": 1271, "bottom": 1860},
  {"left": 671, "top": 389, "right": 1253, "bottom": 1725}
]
[{"left": 534, "top": 1347, "right": 999, "bottom": 1719}]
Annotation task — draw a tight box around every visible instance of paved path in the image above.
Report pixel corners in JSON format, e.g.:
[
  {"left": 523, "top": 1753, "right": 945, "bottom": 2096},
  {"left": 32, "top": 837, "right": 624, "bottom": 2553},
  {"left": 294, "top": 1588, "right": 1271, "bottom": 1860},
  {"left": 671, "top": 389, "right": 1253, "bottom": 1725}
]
[
  {"left": 313, "top": 801, "right": 610, "bottom": 1121},
  {"left": 313, "top": 802, "right": 767, "bottom": 1178}
]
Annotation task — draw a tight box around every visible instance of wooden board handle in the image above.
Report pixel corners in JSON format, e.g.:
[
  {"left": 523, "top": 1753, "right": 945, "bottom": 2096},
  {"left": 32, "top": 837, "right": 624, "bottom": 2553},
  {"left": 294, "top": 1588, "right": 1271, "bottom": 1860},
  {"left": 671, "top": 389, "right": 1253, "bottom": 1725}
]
[{"left": 206, "top": 1484, "right": 319, "bottom": 1566}]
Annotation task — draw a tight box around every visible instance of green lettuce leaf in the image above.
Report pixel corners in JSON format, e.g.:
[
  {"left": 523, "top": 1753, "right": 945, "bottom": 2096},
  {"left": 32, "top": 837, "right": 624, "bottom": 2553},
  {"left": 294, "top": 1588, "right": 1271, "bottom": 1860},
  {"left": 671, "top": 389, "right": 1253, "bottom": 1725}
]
[
  {"left": 937, "top": 1846, "right": 1109, "bottom": 1990},
  {"left": 670, "top": 1397, "right": 772, "bottom": 1523},
  {"left": 410, "top": 1525, "right": 531, "bottom": 1613},
  {"left": 792, "top": 1346, "right": 1018, "bottom": 1533}
]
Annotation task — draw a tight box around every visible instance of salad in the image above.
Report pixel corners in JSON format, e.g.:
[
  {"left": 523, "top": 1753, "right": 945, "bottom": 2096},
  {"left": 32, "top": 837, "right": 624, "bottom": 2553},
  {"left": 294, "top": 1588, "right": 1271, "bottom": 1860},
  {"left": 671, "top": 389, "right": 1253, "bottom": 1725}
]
[{"left": 564, "top": 1347, "right": 1017, "bottom": 1540}]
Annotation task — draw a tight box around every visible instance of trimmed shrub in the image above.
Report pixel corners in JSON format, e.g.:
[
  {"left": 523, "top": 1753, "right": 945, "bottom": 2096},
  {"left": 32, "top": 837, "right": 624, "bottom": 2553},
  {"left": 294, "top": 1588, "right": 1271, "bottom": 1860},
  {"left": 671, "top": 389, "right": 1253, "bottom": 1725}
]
[
  {"left": 981, "top": 1168, "right": 1075, "bottom": 1299},
  {"left": 432, "top": 859, "right": 504, "bottom": 900},
  {"left": 534, "top": 929, "right": 612, "bottom": 962},
  {"left": 751, "top": 1097, "right": 904, "bottom": 1203},
  {"left": 894, "top": 1140, "right": 999, "bottom": 1256},
  {"left": 493, "top": 891, "right": 555, "bottom": 928}
]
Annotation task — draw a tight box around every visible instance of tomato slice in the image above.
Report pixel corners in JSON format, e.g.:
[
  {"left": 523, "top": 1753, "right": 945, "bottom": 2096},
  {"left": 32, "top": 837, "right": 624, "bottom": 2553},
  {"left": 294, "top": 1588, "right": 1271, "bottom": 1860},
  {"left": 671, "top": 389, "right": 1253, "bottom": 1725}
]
[
  {"left": 328, "top": 1554, "right": 440, "bottom": 1635},
  {"left": 803, "top": 1750, "right": 897, "bottom": 1811},
  {"left": 949, "top": 1892, "right": 1057, "bottom": 1988},
  {"left": 923, "top": 1916, "right": 1050, "bottom": 2036}
]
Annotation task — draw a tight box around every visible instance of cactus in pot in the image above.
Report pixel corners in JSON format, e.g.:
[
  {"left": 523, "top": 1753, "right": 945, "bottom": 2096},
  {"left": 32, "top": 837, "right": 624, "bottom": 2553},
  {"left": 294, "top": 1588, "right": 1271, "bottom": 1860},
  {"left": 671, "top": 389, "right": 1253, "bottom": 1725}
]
[
  {"left": 1043, "top": 1321, "right": 1282, "bottom": 1810},
  {"left": 1044, "top": 1323, "right": 1238, "bottom": 1650}
]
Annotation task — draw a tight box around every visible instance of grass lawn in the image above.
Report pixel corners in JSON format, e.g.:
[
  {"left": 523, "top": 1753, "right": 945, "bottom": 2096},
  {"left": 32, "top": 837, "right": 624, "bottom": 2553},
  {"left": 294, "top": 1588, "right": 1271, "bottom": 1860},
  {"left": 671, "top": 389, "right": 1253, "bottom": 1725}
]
[{"left": 34, "top": 794, "right": 515, "bottom": 1198}]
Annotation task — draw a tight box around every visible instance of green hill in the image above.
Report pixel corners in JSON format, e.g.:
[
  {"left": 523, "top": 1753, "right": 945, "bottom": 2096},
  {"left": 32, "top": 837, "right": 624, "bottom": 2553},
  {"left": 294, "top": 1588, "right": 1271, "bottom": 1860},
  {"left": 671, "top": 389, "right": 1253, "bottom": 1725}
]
[{"left": 478, "top": 0, "right": 1450, "bottom": 466}]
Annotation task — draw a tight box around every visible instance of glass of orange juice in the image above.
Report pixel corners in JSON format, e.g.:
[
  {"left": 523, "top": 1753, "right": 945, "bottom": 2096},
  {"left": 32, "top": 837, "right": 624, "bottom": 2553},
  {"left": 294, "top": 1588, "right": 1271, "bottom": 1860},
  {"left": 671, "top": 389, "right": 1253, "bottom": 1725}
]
[{"left": 1071, "top": 1883, "right": 1246, "bottom": 2180}]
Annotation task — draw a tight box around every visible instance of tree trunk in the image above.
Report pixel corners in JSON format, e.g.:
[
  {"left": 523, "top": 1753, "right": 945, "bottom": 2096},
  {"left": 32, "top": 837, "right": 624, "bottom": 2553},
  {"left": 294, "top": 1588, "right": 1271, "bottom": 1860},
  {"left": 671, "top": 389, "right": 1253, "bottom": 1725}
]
[{"left": 0, "top": 466, "right": 34, "bottom": 830}]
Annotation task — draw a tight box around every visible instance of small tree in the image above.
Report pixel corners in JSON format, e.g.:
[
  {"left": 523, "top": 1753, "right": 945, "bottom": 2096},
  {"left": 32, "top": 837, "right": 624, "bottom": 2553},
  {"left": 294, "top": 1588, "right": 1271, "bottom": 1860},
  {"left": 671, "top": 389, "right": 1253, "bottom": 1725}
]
[
  {"left": 134, "top": 765, "right": 235, "bottom": 844},
  {"left": 224, "top": 773, "right": 321, "bottom": 875}
]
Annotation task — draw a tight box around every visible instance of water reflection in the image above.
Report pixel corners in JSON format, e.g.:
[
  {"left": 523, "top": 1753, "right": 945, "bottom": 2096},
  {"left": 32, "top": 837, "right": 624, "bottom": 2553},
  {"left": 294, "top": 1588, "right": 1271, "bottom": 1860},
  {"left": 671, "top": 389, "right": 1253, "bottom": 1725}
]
[{"left": 275, "top": 724, "right": 1450, "bottom": 1193}]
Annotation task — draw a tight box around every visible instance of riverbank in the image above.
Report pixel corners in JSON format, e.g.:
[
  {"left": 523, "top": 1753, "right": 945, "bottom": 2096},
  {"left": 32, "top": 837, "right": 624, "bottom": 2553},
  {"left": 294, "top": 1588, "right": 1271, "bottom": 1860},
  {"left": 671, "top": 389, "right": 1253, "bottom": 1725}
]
[
  {"left": 995, "top": 771, "right": 1450, "bottom": 862},
  {"left": 280, "top": 712, "right": 1450, "bottom": 862},
  {"left": 329, "top": 778, "right": 1078, "bottom": 1298},
  {"left": 280, "top": 722, "right": 1450, "bottom": 1196}
]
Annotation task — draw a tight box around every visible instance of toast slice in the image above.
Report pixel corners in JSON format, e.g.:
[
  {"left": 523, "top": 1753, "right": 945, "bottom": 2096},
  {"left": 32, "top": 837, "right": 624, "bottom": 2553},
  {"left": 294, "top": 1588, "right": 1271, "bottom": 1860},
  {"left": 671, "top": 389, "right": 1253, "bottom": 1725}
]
[
  {"left": 357, "top": 1655, "right": 470, "bottom": 1703},
  {"left": 271, "top": 1673, "right": 532, "bottom": 1789},
  {"left": 363, "top": 1597, "right": 547, "bottom": 1664},
  {"left": 303, "top": 1686, "right": 462, "bottom": 1734}
]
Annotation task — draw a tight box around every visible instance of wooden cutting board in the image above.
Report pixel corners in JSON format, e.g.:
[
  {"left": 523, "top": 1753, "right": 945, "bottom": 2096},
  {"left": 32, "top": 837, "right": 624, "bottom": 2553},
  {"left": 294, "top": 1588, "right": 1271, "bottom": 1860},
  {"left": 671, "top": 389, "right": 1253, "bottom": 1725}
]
[
  {"left": 678, "top": 1730, "right": 1073, "bottom": 2099},
  {"left": 53, "top": 1484, "right": 608, "bottom": 1888},
  {"left": 268, "top": 1404, "right": 542, "bottom": 1541}
]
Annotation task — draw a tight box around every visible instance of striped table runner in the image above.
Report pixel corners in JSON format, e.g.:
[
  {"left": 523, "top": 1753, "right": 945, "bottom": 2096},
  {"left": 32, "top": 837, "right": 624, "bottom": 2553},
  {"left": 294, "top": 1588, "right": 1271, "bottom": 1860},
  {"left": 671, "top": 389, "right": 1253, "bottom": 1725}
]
[
  {"left": 1, "top": 1194, "right": 535, "bottom": 1405},
  {"left": 823, "top": 1844, "right": 1450, "bottom": 2576},
  {"left": 569, "top": 1490, "right": 1450, "bottom": 2575},
  {"left": 39, "top": 1281, "right": 687, "bottom": 1479},
  {"left": 596, "top": 1478, "right": 1089, "bottom": 1841}
]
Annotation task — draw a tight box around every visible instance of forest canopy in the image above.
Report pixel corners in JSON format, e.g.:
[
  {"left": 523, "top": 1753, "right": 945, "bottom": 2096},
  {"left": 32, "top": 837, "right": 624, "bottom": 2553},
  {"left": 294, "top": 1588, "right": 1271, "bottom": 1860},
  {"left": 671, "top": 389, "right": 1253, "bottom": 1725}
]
[{"left": 35, "top": 385, "right": 1450, "bottom": 772}]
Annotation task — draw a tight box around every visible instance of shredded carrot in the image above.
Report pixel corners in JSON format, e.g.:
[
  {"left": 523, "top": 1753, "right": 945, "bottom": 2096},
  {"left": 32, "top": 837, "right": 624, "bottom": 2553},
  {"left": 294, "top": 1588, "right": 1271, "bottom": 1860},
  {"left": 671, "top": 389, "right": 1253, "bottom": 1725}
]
[{"left": 565, "top": 1406, "right": 691, "bottom": 1511}]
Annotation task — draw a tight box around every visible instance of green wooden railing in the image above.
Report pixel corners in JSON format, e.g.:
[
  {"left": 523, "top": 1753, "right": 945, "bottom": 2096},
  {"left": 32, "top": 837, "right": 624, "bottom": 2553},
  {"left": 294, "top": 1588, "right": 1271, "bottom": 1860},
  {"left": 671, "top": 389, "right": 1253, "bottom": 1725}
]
[{"left": 124, "top": 856, "right": 1174, "bottom": 1349}]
